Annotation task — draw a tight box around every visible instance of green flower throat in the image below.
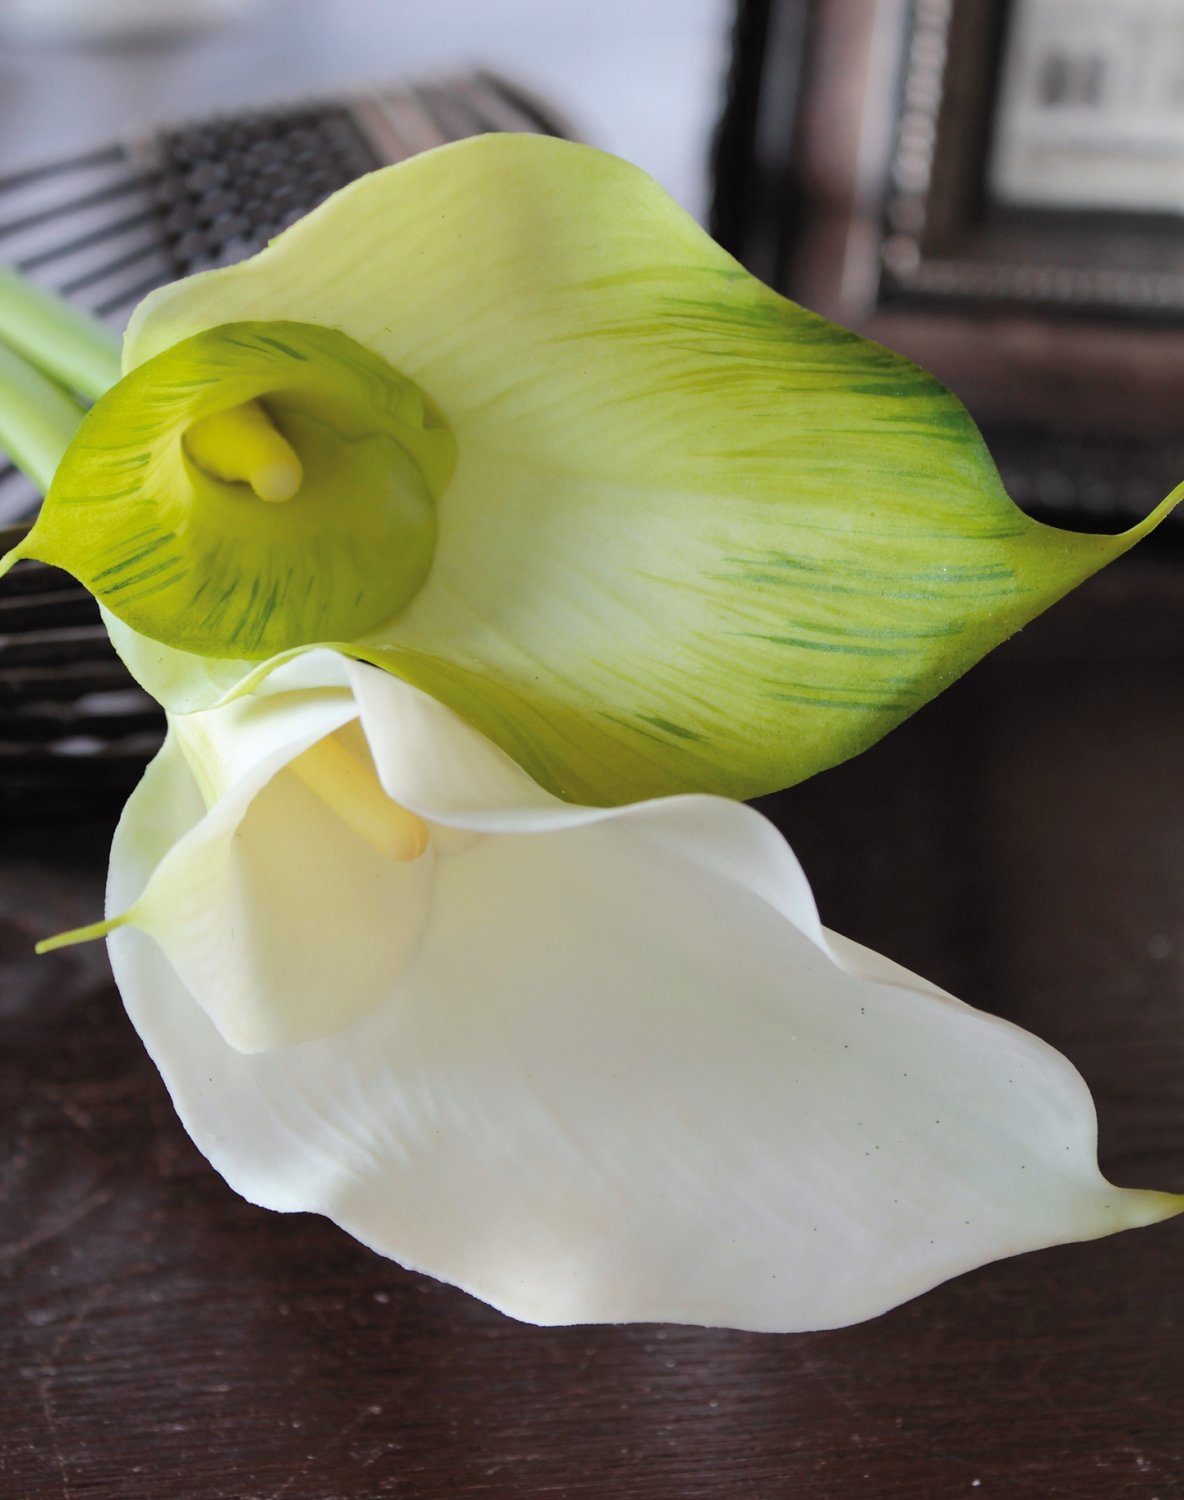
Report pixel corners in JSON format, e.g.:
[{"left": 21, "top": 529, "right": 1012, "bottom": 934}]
[{"left": 13, "top": 320, "right": 454, "bottom": 658}]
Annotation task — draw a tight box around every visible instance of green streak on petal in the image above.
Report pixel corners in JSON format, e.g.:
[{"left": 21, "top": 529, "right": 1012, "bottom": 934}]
[{"left": 638, "top": 716, "right": 703, "bottom": 742}]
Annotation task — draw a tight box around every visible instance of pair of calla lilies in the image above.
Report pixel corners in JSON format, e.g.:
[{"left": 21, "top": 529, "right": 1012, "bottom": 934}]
[{"left": 1, "top": 134, "right": 1180, "bottom": 1332}]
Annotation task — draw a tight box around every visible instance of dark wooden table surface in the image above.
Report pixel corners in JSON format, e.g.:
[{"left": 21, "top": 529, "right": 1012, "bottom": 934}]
[{"left": 3, "top": 552, "right": 1182, "bottom": 1500}]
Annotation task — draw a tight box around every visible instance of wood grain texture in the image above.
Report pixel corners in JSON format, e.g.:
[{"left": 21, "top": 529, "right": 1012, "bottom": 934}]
[{"left": 2, "top": 556, "right": 1182, "bottom": 1500}]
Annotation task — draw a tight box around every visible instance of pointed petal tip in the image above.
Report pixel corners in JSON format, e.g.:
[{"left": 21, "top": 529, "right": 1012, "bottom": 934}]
[
  {"left": 1121, "top": 475, "right": 1184, "bottom": 547},
  {"left": 1111, "top": 1186, "right": 1184, "bottom": 1231},
  {"left": 0, "top": 535, "right": 31, "bottom": 582}
]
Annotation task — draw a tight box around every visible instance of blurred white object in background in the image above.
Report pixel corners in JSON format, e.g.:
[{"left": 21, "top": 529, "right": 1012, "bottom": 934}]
[
  {"left": 0, "top": 0, "right": 727, "bottom": 220},
  {"left": 991, "top": 0, "right": 1184, "bottom": 213},
  {"left": 0, "top": 0, "right": 255, "bottom": 42}
]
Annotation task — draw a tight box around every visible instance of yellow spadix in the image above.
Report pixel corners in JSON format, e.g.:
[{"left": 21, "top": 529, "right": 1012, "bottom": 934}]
[{"left": 184, "top": 398, "right": 304, "bottom": 504}]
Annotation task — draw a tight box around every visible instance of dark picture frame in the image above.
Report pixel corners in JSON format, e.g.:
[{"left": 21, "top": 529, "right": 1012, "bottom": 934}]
[{"left": 713, "top": 0, "right": 1184, "bottom": 524}]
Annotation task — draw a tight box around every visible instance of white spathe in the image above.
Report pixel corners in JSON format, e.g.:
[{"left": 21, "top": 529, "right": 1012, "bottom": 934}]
[{"left": 106, "top": 649, "right": 1178, "bottom": 1331}]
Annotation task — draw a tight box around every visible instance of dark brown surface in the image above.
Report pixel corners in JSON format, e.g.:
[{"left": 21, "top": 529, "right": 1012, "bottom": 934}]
[{"left": 2, "top": 555, "right": 1183, "bottom": 1499}]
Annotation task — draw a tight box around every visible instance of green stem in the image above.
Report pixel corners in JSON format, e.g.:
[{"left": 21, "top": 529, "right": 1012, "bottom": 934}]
[
  {"left": 0, "top": 338, "right": 87, "bottom": 493},
  {"left": 36, "top": 911, "right": 128, "bottom": 955},
  {"left": 0, "top": 263, "right": 122, "bottom": 401}
]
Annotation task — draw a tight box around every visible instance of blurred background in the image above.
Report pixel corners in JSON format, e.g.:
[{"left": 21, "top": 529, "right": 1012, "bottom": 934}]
[{"left": 0, "top": 0, "right": 730, "bottom": 219}]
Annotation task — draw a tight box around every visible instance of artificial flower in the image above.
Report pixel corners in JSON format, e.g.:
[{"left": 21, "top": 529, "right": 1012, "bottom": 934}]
[
  {"left": 4, "top": 134, "right": 1177, "bottom": 806},
  {"left": 3, "top": 134, "right": 1178, "bottom": 1331},
  {"left": 62, "top": 646, "right": 1176, "bottom": 1331}
]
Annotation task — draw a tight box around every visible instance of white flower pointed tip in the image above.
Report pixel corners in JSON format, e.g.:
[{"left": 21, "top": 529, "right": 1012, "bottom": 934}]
[{"left": 1107, "top": 1187, "right": 1184, "bottom": 1232}]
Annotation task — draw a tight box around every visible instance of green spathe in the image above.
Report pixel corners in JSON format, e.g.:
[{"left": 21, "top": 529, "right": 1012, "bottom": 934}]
[
  {"left": 15, "top": 321, "right": 449, "bottom": 659},
  {"left": 6, "top": 135, "right": 1179, "bottom": 803}
]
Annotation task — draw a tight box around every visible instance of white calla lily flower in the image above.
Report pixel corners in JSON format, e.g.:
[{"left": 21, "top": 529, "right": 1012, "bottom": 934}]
[{"left": 93, "top": 649, "right": 1178, "bottom": 1331}]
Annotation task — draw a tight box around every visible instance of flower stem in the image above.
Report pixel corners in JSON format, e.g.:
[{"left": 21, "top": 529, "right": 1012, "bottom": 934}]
[
  {"left": 0, "top": 337, "right": 88, "bottom": 493},
  {"left": 0, "top": 263, "right": 121, "bottom": 401}
]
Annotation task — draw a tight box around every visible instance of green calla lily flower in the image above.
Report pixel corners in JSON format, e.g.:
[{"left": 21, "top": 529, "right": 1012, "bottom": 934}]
[{"left": 2, "top": 134, "right": 1175, "bottom": 805}]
